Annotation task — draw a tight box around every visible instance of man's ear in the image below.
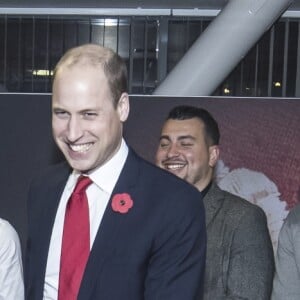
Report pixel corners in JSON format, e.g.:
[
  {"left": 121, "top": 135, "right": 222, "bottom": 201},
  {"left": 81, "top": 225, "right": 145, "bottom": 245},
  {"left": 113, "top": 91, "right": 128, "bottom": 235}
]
[
  {"left": 209, "top": 145, "right": 220, "bottom": 167},
  {"left": 117, "top": 92, "right": 130, "bottom": 122}
]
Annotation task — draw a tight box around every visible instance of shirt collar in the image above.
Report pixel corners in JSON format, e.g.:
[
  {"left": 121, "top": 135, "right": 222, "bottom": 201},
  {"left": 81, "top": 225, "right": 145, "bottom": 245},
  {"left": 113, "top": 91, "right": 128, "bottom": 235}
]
[
  {"left": 202, "top": 181, "right": 213, "bottom": 197},
  {"left": 68, "top": 138, "right": 129, "bottom": 194}
]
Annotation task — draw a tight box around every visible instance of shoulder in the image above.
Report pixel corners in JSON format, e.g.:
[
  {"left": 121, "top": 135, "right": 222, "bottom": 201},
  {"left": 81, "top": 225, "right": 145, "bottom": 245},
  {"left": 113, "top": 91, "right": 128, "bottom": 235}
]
[
  {"left": 131, "top": 149, "right": 200, "bottom": 192},
  {"left": 0, "top": 219, "right": 21, "bottom": 257},
  {"left": 30, "top": 161, "right": 71, "bottom": 188},
  {"left": 0, "top": 219, "right": 19, "bottom": 242},
  {"left": 208, "top": 184, "right": 267, "bottom": 223},
  {"left": 140, "top": 155, "right": 200, "bottom": 195},
  {"left": 212, "top": 184, "right": 265, "bottom": 214},
  {"left": 130, "top": 150, "right": 203, "bottom": 213},
  {"left": 33, "top": 161, "right": 70, "bottom": 179},
  {"left": 285, "top": 204, "right": 300, "bottom": 225},
  {"left": 279, "top": 204, "right": 300, "bottom": 239}
]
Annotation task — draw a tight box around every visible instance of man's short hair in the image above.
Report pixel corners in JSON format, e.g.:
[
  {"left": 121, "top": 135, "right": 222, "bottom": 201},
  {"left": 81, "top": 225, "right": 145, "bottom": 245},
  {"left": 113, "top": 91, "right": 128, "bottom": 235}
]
[
  {"left": 53, "top": 44, "right": 128, "bottom": 107},
  {"left": 166, "top": 105, "right": 220, "bottom": 145}
]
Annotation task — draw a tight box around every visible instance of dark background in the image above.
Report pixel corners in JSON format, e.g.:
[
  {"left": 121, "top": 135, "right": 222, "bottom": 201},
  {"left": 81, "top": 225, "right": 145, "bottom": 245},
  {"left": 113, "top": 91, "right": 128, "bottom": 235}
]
[{"left": 0, "top": 94, "right": 299, "bottom": 253}]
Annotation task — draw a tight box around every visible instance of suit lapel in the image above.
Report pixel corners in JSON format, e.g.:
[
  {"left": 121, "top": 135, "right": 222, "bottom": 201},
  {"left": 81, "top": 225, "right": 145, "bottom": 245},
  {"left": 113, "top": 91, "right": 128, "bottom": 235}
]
[
  {"left": 203, "top": 183, "right": 225, "bottom": 228},
  {"left": 79, "top": 149, "right": 140, "bottom": 299}
]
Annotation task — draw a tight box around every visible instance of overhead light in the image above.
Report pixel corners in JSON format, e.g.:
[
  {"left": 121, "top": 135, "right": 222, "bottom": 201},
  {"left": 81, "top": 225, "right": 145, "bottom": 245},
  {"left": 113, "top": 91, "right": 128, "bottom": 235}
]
[
  {"left": 224, "top": 88, "right": 230, "bottom": 94},
  {"left": 274, "top": 81, "right": 281, "bottom": 87},
  {"left": 104, "top": 19, "right": 118, "bottom": 27},
  {"left": 32, "top": 70, "right": 53, "bottom": 76}
]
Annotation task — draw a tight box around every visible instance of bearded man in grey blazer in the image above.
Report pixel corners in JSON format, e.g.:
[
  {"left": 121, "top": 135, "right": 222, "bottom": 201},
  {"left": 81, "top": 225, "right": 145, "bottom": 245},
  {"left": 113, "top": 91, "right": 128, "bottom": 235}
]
[{"left": 156, "top": 105, "right": 274, "bottom": 299}]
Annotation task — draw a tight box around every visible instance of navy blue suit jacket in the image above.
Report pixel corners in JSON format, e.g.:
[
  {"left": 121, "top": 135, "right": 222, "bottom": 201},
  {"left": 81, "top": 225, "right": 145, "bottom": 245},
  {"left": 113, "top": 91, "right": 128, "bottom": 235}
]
[{"left": 25, "top": 149, "right": 206, "bottom": 299}]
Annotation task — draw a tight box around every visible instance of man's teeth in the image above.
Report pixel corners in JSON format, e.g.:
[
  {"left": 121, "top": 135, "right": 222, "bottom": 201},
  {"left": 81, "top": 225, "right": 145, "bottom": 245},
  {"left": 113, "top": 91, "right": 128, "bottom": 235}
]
[
  {"left": 70, "top": 143, "right": 93, "bottom": 153},
  {"left": 166, "top": 164, "right": 185, "bottom": 170}
]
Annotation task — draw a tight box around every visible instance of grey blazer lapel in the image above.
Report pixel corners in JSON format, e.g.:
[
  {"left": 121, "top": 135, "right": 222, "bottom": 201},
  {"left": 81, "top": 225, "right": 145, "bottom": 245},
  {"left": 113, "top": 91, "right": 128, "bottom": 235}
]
[{"left": 203, "top": 183, "right": 225, "bottom": 228}]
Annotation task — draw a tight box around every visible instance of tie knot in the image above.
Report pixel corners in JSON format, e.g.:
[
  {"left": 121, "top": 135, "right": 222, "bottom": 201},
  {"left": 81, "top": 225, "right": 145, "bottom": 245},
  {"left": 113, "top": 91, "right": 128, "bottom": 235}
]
[{"left": 73, "top": 176, "right": 93, "bottom": 195}]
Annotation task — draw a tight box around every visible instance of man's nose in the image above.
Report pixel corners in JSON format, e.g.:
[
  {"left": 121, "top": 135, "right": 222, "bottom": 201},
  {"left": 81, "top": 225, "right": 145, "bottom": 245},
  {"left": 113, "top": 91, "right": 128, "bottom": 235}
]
[
  {"left": 166, "top": 143, "right": 180, "bottom": 158},
  {"left": 67, "top": 117, "right": 83, "bottom": 142}
]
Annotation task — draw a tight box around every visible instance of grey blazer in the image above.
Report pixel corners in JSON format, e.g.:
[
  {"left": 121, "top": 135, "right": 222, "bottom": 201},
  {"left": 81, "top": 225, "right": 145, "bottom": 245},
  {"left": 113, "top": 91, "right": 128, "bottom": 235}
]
[{"left": 203, "top": 183, "right": 274, "bottom": 300}]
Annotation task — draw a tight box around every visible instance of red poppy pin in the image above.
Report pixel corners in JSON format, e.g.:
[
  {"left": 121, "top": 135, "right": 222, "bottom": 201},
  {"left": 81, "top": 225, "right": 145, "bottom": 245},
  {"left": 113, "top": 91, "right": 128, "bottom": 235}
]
[{"left": 111, "top": 193, "right": 134, "bottom": 214}]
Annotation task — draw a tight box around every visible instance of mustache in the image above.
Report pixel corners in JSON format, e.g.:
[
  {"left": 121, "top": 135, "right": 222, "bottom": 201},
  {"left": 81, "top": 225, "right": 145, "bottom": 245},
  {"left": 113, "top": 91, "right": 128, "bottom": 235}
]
[{"left": 162, "top": 158, "right": 186, "bottom": 164}]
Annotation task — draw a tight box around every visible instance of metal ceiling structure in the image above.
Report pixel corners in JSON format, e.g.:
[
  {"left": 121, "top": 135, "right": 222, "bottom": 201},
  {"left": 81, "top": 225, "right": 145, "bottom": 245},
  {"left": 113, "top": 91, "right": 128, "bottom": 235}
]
[
  {"left": 0, "top": 0, "right": 299, "bottom": 97},
  {"left": 0, "top": 0, "right": 298, "bottom": 10},
  {"left": 0, "top": 0, "right": 299, "bottom": 17},
  {"left": 154, "top": 0, "right": 294, "bottom": 96}
]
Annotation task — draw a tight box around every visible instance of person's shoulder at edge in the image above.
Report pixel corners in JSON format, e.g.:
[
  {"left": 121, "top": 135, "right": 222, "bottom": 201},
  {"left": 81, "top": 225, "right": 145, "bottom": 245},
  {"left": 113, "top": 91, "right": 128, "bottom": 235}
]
[
  {"left": 134, "top": 150, "right": 204, "bottom": 206},
  {"left": 29, "top": 161, "right": 71, "bottom": 187},
  {"left": 212, "top": 183, "right": 268, "bottom": 219},
  {"left": 0, "top": 219, "right": 21, "bottom": 252},
  {"left": 137, "top": 149, "right": 200, "bottom": 184},
  {"left": 285, "top": 203, "right": 300, "bottom": 225},
  {"left": 278, "top": 203, "right": 300, "bottom": 241},
  {"left": 0, "top": 219, "right": 24, "bottom": 300}
]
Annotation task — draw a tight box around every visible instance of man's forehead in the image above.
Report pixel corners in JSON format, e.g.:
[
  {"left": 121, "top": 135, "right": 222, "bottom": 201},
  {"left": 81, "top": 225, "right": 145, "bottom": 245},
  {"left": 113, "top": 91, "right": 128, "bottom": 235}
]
[
  {"left": 161, "top": 127, "right": 194, "bottom": 139},
  {"left": 163, "top": 118, "right": 204, "bottom": 132}
]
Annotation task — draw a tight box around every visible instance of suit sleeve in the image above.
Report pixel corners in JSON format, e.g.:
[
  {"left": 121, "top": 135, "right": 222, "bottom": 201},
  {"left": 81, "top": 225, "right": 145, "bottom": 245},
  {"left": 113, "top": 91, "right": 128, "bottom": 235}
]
[
  {"left": 144, "top": 190, "right": 206, "bottom": 300},
  {"left": 225, "top": 206, "right": 274, "bottom": 300},
  {"left": 271, "top": 208, "right": 300, "bottom": 300}
]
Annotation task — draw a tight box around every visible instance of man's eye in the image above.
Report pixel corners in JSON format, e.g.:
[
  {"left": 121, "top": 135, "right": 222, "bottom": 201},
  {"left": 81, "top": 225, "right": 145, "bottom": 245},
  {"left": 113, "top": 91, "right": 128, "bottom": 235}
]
[
  {"left": 54, "top": 111, "right": 68, "bottom": 118},
  {"left": 181, "top": 143, "right": 193, "bottom": 147},
  {"left": 160, "top": 142, "right": 169, "bottom": 148},
  {"left": 83, "top": 112, "right": 97, "bottom": 118}
]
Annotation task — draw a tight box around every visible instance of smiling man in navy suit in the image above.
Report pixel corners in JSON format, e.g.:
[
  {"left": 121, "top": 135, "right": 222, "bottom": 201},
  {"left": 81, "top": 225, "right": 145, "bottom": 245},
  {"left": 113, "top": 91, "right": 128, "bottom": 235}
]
[{"left": 25, "top": 44, "right": 206, "bottom": 300}]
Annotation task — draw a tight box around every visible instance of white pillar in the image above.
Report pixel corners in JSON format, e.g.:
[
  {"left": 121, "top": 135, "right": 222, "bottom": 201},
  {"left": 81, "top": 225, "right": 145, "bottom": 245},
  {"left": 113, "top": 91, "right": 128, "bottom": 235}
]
[{"left": 153, "top": 0, "right": 293, "bottom": 96}]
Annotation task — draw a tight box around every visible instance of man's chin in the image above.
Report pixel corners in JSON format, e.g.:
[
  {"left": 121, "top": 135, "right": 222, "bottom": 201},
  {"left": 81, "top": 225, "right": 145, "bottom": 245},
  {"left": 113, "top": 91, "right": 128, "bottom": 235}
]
[
  {"left": 67, "top": 159, "right": 93, "bottom": 173},
  {"left": 166, "top": 168, "right": 185, "bottom": 179}
]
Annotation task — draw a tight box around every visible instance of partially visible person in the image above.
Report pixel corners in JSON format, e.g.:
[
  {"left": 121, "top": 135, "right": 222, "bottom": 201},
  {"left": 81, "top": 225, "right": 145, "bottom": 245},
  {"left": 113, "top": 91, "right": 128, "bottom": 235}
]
[
  {"left": 0, "top": 218, "right": 24, "bottom": 300},
  {"left": 271, "top": 203, "right": 300, "bottom": 300},
  {"left": 215, "top": 159, "right": 288, "bottom": 252},
  {"left": 156, "top": 105, "right": 274, "bottom": 299},
  {"left": 25, "top": 45, "right": 206, "bottom": 300}
]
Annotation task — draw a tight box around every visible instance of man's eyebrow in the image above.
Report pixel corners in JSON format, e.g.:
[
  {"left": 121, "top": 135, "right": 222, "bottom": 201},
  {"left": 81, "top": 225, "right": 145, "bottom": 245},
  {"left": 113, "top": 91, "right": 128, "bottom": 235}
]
[
  {"left": 159, "top": 135, "right": 196, "bottom": 141},
  {"left": 178, "top": 135, "right": 196, "bottom": 141},
  {"left": 159, "top": 135, "right": 171, "bottom": 141},
  {"left": 52, "top": 106, "right": 66, "bottom": 111},
  {"left": 79, "top": 108, "right": 99, "bottom": 113}
]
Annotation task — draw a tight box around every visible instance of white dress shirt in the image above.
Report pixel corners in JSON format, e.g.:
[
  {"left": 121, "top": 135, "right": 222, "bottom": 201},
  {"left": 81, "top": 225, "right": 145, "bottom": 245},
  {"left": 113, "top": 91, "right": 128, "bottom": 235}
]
[
  {"left": 43, "top": 139, "right": 128, "bottom": 300},
  {"left": 0, "top": 219, "right": 24, "bottom": 300}
]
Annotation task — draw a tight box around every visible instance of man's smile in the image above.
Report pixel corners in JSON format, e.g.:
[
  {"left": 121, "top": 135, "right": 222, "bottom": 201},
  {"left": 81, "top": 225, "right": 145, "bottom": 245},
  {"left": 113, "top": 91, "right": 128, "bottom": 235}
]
[
  {"left": 163, "top": 161, "right": 187, "bottom": 171},
  {"left": 68, "top": 142, "right": 94, "bottom": 153}
]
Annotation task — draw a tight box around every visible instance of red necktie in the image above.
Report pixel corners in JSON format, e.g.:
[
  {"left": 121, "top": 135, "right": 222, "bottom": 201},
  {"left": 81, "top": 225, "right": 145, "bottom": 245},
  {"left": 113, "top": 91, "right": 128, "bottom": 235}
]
[{"left": 58, "top": 176, "right": 92, "bottom": 300}]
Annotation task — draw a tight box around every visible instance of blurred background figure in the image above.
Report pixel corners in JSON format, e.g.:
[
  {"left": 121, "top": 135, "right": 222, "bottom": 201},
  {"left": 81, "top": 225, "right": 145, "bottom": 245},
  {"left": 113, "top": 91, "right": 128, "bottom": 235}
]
[{"left": 215, "top": 159, "right": 288, "bottom": 251}]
